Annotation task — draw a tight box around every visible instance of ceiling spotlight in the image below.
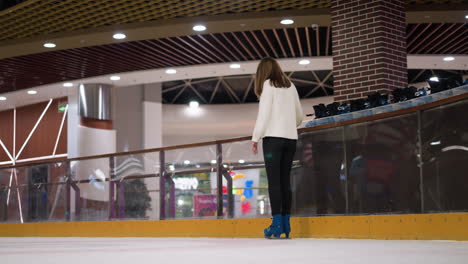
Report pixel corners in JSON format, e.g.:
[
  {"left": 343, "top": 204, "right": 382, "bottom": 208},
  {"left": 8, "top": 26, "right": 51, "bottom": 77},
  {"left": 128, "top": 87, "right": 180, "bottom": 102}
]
[
  {"left": 238, "top": 159, "right": 245, "bottom": 164},
  {"left": 0, "top": 96, "right": 6, "bottom": 101},
  {"left": 280, "top": 19, "right": 294, "bottom": 25},
  {"left": 443, "top": 56, "right": 455, "bottom": 61},
  {"left": 183, "top": 160, "right": 191, "bottom": 165},
  {"left": 189, "top": 101, "right": 199, "bottom": 109},
  {"left": 63, "top": 82, "right": 73, "bottom": 87},
  {"left": 166, "top": 69, "right": 177, "bottom": 74},
  {"left": 43, "top": 43, "right": 56, "bottom": 48},
  {"left": 27, "top": 90, "right": 37, "bottom": 95},
  {"left": 429, "top": 76, "right": 439, "bottom": 82},
  {"left": 230, "top": 63, "right": 241, "bottom": 69},
  {"left": 193, "top": 24, "right": 207, "bottom": 32},
  {"left": 465, "top": 15, "right": 468, "bottom": 19},
  {"left": 113, "top": 33, "right": 126, "bottom": 40},
  {"left": 299, "top": 59, "right": 310, "bottom": 65},
  {"left": 110, "top": 76, "right": 121, "bottom": 81}
]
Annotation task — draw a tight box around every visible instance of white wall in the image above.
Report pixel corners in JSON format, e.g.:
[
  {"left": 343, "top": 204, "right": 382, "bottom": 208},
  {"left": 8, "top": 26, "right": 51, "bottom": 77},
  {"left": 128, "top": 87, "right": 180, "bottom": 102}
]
[{"left": 162, "top": 96, "right": 334, "bottom": 147}]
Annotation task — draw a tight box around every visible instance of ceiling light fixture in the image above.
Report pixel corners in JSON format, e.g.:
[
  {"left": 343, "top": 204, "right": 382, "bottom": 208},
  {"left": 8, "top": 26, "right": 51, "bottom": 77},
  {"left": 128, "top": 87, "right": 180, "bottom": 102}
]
[
  {"left": 230, "top": 64, "right": 241, "bottom": 69},
  {"left": 189, "top": 101, "right": 199, "bottom": 109},
  {"left": 27, "top": 90, "right": 37, "bottom": 95},
  {"left": 63, "top": 82, "right": 73, "bottom": 87},
  {"left": 0, "top": 96, "right": 6, "bottom": 101},
  {"left": 429, "top": 76, "right": 439, "bottom": 82},
  {"left": 193, "top": 25, "right": 207, "bottom": 32},
  {"left": 113, "top": 33, "right": 126, "bottom": 40},
  {"left": 443, "top": 56, "right": 455, "bottom": 61},
  {"left": 211, "top": 160, "right": 217, "bottom": 164},
  {"left": 238, "top": 159, "right": 245, "bottom": 164},
  {"left": 299, "top": 59, "right": 310, "bottom": 65},
  {"left": 43, "top": 43, "right": 56, "bottom": 48},
  {"left": 110, "top": 76, "right": 121, "bottom": 81},
  {"left": 465, "top": 15, "right": 468, "bottom": 19},
  {"left": 166, "top": 69, "right": 177, "bottom": 74},
  {"left": 184, "top": 160, "right": 191, "bottom": 165},
  {"left": 280, "top": 19, "right": 294, "bottom": 25}
]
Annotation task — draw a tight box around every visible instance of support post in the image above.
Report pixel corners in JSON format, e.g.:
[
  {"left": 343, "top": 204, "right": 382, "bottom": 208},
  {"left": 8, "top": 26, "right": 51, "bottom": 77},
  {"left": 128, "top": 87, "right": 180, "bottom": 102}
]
[
  {"left": 216, "top": 143, "right": 223, "bottom": 218},
  {"left": 159, "top": 150, "right": 166, "bottom": 220}
]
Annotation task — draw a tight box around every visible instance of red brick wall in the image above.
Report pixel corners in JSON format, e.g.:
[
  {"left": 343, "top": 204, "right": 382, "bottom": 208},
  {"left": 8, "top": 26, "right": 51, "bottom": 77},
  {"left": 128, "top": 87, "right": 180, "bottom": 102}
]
[{"left": 331, "top": 0, "right": 408, "bottom": 103}]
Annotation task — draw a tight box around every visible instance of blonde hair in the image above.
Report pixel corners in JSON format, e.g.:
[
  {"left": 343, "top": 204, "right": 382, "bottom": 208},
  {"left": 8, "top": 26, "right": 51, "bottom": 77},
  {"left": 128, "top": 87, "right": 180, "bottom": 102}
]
[{"left": 254, "top": 57, "right": 291, "bottom": 99}]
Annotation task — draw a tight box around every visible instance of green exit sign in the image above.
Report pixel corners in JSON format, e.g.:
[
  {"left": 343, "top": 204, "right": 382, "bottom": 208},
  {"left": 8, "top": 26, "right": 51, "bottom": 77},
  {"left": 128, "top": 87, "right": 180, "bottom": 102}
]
[{"left": 58, "top": 101, "right": 68, "bottom": 113}]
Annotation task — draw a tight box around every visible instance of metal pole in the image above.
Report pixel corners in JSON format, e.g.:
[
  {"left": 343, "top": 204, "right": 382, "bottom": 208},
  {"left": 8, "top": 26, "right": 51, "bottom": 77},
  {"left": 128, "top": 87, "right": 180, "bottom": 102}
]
[
  {"left": 417, "top": 110, "right": 425, "bottom": 213},
  {"left": 216, "top": 143, "right": 223, "bottom": 218},
  {"left": 118, "top": 181, "right": 125, "bottom": 219},
  {"left": 71, "top": 183, "right": 81, "bottom": 221},
  {"left": 159, "top": 150, "right": 166, "bottom": 220},
  {"left": 169, "top": 177, "right": 176, "bottom": 218},
  {"left": 222, "top": 170, "right": 234, "bottom": 218},
  {"left": 65, "top": 161, "right": 71, "bottom": 222},
  {"left": 109, "top": 157, "right": 116, "bottom": 220},
  {"left": 342, "top": 127, "right": 349, "bottom": 215}
]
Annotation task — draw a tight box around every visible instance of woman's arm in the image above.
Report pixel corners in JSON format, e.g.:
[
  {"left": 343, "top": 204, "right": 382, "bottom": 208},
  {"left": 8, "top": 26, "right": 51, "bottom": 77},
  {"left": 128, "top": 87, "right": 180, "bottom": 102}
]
[
  {"left": 294, "top": 86, "right": 304, "bottom": 127},
  {"left": 252, "top": 83, "right": 274, "bottom": 142}
]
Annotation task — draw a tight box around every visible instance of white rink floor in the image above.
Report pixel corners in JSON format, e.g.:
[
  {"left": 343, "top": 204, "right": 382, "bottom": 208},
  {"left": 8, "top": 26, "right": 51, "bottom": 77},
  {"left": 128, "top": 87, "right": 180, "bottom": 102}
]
[{"left": 1, "top": 237, "right": 468, "bottom": 264}]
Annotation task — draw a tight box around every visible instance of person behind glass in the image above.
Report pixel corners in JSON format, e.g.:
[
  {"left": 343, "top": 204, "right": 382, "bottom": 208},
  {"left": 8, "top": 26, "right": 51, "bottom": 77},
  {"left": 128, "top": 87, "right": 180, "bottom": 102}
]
[{"left": 251, "top": 57, "right": 303, "bottom": 239}]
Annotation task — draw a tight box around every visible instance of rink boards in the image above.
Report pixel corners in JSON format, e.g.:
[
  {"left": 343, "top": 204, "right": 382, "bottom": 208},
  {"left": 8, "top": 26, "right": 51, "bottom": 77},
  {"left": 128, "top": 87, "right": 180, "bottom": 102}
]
[{"left": 1, "top": 213, "right": 467, "bottom": 240}]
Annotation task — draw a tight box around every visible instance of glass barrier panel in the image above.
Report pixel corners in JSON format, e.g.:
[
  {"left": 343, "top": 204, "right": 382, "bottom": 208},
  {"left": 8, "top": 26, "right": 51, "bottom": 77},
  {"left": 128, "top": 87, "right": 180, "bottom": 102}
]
[
  {"left": 0, "top": 168, "right": 10, "bottom": 222},
  {"left": 421, "top": 98, "right": 468, "bottom": 213},
  {"left": 222, "top": 140, "right": 268, "bottom": 218},
  {"left": 70, "top": 158, "right": 111, "bottom": 221},
  {"left": 295, "top": 127, "right": 346, "bottom": 216},
  {"left": 164, "top": 145, "right": 217, "bottom": 219},
  {"left": 113, "top": 152, "right": 160, "bottom": 220},
  {"left": 345, "top": 113, "right": 420, "bottom": 214},
  {"left": 0, "top": 167, "right": 28, "bottom": 223}
]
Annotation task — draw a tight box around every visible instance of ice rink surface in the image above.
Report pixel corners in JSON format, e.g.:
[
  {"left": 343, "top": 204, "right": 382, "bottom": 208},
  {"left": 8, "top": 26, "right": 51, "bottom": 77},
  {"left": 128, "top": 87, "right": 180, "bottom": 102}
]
[{"left": 1, "top": 237, "right": 468, "bottom": 264}]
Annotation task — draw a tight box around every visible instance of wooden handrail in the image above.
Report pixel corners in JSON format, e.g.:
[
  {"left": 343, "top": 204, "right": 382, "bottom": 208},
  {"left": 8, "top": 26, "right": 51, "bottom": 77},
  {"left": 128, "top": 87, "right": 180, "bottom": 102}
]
[{"left": 1, "top": 90, "right": 467, "bottom": 170}]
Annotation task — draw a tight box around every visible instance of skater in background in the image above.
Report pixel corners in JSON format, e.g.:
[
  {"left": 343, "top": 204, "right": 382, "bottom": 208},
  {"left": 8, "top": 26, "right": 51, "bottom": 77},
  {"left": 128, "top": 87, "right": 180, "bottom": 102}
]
[{"left": 251, "top": 57, "right": 303, "bottom": 238}]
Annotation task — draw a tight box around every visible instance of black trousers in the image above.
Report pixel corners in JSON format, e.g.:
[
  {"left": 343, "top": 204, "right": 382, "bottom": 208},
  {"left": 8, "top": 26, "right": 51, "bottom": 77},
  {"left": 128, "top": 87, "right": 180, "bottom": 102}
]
[{"left": 262, "top": 137, "right": 297, "bottom": 216}]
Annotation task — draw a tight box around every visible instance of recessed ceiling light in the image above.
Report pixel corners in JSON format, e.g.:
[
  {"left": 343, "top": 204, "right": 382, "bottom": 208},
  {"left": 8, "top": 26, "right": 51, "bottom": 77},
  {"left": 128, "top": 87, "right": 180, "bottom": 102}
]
[
  {"left": 27, "top": 90, "right": 37, "bottom": 95},
  {"left": 429, "top": 76, "right": 439, "bottom": 82},
  {"left": 230, "top": 63, "right": 241, "bottom": 69},
  {"left": 113, "top": 33, "right": 126, "bottom": 40},
  {"left": 189, "top": 101, "right": 199, "bottom": 109},
  {"left": 166, "top": 69, "right": 177, "bottom": 74},
  {"left": 280, "top": 19, "right": 294, "bottom": 25},
  {"left": 43, "top": 43, "right": 56, "bottom": 48},
  {"left": 0, "top": 96, "right": 6, "bottom": 101},
  {"left": 110, "top": 76, "right": 120, "bottom": 81},
  {"left": 443, "top": 56, "right": 455, "bottom": 61},
  {"left": 299, "top": 59, "right": 310, "bottom": 65},
  {"left": 193, "top": 24, "right": 207, "bottom": 32},
  {"left": 63, "top": 82, "right": 73, "bottom": 87}
]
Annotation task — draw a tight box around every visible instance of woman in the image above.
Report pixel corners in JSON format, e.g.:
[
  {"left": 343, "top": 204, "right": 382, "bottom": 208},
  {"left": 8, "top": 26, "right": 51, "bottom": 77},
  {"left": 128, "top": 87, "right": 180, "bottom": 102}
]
[{"left": 252, "top": 57, "right": 303, "bottom": 239}]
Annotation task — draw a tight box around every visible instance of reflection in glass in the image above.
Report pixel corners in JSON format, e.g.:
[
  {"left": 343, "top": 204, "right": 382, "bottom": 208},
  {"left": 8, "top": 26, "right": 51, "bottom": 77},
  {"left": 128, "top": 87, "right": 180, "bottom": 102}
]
[
  {"left": 422, "top": 100, "right": 468, "bottom": 212},
  {"left": 346, "top": 114, "right": 420, "bottom": 214},
  {"left": 294, "top": 127, "right": 346, "bottom": 216}
]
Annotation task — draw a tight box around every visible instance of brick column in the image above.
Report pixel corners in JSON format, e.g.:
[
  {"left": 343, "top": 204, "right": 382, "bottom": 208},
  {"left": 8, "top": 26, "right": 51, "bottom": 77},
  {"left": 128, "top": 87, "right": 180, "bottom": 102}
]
[{"left": 331, "top": 0, "right": 407, "bottom": 103}]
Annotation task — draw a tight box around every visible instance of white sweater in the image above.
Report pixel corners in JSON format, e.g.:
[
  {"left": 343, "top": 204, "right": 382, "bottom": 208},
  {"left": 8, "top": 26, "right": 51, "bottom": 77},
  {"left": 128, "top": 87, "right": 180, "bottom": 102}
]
[{"left": 252, "top": 79, "right": 303, "bottom": 142}]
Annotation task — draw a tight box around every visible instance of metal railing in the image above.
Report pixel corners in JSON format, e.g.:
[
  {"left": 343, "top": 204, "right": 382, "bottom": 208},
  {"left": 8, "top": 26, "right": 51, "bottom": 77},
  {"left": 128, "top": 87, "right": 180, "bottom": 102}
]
[{"left": 1, "top": 90, "right": 468, "bottom": 223}]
